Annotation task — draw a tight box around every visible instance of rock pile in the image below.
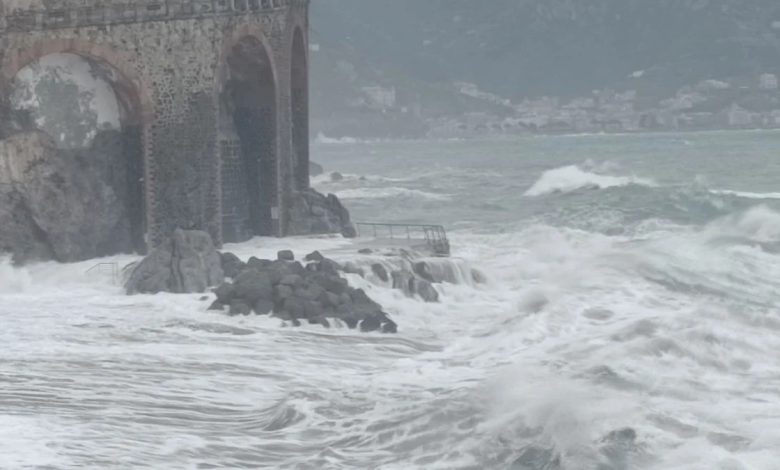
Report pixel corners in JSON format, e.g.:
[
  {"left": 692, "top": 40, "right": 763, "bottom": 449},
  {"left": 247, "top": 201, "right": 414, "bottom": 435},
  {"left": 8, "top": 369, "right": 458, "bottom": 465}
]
[
  {"left": 125, "top": 229, "right": 224, "bottom": 294},
  {"left": 209, "top": 250, "right": 398, "bottom": 333}
]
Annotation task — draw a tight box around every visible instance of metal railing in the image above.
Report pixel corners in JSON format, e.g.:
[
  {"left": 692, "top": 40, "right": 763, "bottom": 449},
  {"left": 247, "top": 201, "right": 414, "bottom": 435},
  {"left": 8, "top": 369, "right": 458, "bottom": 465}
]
[
  {"left": 86, "top": 262, "right": 120, "bottom": 285},
  {"left": 355, "top": 222, "right": 451, "bottom": 257}
]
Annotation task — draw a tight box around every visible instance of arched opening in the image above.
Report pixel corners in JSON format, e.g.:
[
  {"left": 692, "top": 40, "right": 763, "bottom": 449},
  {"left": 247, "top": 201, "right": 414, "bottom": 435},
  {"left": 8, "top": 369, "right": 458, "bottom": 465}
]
[
  {"left": 1, "top": 53, "right": 145, "bottom": 262},
  {"left": 291, "top": 27, "right": 309, "bottom": 190},
  {"left": 220, "top": 36, "right": 278, "bottom": 243}
]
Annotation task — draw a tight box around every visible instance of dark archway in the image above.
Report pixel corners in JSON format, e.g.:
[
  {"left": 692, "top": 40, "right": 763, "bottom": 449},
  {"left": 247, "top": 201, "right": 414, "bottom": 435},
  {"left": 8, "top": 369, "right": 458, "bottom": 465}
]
[
  {"left": 220, "top": 36, "right": 278, "bottom": 243},
  {"left": 291, "top": 27, "right": 309, "bottom": 190},
  {"left": 1, "top": 52, "right": 146, "bottom": 261}
]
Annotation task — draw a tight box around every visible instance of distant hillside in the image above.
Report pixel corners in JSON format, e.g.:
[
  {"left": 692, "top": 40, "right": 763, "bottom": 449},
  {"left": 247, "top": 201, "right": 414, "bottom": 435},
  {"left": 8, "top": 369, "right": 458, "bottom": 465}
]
[{"left": 309, "top": 0, "right": 780, "bottom": 138}]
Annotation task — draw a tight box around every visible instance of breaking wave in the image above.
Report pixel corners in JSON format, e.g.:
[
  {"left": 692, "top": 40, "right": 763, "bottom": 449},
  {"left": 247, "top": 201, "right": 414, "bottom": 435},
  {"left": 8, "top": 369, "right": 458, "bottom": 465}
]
[
  {"left": 524, "top": 165, "right": 656, "bottom": 197},
  {"left": 710, "top": 189, "right": 780, "bottom": 200},
  {"left": 334, "top": 186, "right": 451, "bottom": 201}
]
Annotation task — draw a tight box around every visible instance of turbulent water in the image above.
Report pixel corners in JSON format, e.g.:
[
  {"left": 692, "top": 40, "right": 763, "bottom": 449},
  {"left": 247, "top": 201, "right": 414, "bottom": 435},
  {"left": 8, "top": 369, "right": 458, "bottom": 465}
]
[{"left": 3, "top": 130, "right": 780, "bottom": 469}]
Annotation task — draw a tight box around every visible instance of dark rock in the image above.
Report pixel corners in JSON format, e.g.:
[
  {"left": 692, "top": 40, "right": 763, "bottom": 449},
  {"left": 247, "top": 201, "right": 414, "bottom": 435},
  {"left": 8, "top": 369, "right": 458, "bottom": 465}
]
[
  {"left": 321, "top": 292, "right": 341, "bottom": 308},
  {"left": 371, "top": 263, "right": 390, "bottom": 283},
  {"left": 305, "top": 250, "right": 324, "bottom": 262},
  {"left": 287, "top": 189, "right": 357, "bottom": 238},
  {"left": 296, "top": 283, "right": 325, "bottom": 301},
  {"left": 471, "top": 268, "right": 488, "bottom": 284},
  {"left": 309, "top": 272, "right": 349, "bottom": 296},
  {"left": 275, "top": 284, "right": 294, "bottom": 301},
  {"left": 199, "top": 296, "right": 209, "bottom": 301},
  {"left": 234, "top": 269, "right": 273, "bottom": 303},
  {"left": 280, "top": 274, "right": 304, "bottom": 287},
  {"left": 208, "top": 300, "right": 225, "bottom": 311},
  {"left": 413, "top": 261, "right": 436, "bottom": 283},
  {"left": 126, "top": 229, "right": 224, "bottom": 295},
  {"left": 304, "top": 300, "right": 326, "bottom": 319},
  {"left": 283, "top": 297, "right": 306, "bottom": 318},
  {"left": 220, "top": 252, "right": 246, "bottom": 279},
  {"left": 382, "top": 319, "right": 398, "bottom": 334},
  {"left": 360, "top": 316, "right": 382, "bottom": 333},
  {"left": 342, "top": 262, "right": 365, "bottom": 277},
  {"left": 246, "top": 257, "right": 273, "bottom": 272},
  {"left": 253, "top": 299, "right": 273, "bottom": 316},
  {"left": 0, "top": 131, "right": 137, "bottom": 264},
  {"left": 277, "top": 250, "right": 295, "bottom": 261},
  {"left": 413, "top": 279, "right": 440, "bottom": 303},
  {"left": 318, "top": 258, "right": 342, "bottom": 275},
  {"left": 391, "top": 270, "right": 415, "bottom": 297},
  {"left": 229, "top": 299, "right": 252, "bottom": 316},
  {"left": 330, "top": 171, "right": 344, "bottom": 182},
  {"left": 124, "top": 247, "right": 173, "bottom": 294},
  {"left": 214, "top": 282, "right": 236, "bottom": 303},
  {"left": 358, "top": 248, "right": 373, "bottom": 255}
]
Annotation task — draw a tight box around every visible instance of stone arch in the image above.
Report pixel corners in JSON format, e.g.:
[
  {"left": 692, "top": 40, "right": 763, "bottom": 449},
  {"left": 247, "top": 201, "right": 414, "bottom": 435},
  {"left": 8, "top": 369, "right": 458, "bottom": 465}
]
[
  {"left": 291, "top": 26, "right": 309, "bottom": 190},
  {"left": 217, "top": 29, "right": 280, "bottom": 242},
  {"left": 0, "top": 40, "right": 153, "bottom": 258}
]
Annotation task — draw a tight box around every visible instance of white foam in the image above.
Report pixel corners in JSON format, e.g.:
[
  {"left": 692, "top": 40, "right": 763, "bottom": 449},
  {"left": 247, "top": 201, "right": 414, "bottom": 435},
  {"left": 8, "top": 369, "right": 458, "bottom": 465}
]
[
  {"left": 711, "top": 189, "right": 780, "bottom": 200},
  {"left": 335, "top": 186, "right": 451, "bottom": 201},
  {"left": 524, "top": 164, "right": 656, "bottom": 197}
]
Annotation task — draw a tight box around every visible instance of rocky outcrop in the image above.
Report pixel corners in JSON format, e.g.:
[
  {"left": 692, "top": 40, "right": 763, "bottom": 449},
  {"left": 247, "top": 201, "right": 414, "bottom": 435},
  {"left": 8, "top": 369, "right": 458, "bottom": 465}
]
[
  {"left": 309, "top": 161, "right": 324, "bottom": 177},
  {"left": 287, "top": 188, "right": 357, "bottom": 238},
  {"left": 0, "top": 131, "right": 141, "bottom": 264},
  {"left": 210, "top": 250, "right": 397, "bottom": 333},
  {"left": 125, "top": 229, "right": 224, "bottom": 294}
]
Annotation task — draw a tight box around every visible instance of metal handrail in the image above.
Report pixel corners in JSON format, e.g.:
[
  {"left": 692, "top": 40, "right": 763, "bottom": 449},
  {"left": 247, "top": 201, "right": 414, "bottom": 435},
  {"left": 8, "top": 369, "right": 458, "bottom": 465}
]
[
  {"left": 86, "top": 262, "right": 120, "bottom": 284},
  {"left": 355, "top": 222, "right": 451, "bottom": 256}
]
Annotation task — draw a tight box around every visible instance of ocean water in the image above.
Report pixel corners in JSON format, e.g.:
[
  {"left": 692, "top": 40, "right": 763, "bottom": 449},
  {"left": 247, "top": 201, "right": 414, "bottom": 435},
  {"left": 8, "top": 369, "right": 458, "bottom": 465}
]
[{"left": 3, "top": 130, "right": 780, "bottom": 469}]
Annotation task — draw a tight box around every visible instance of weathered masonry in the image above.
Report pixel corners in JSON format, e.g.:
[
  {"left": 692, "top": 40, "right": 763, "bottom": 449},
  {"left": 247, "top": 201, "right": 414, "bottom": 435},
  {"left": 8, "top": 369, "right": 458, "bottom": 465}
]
[{"left": 0, "top": 0, "right": 311, "bottom": 257}]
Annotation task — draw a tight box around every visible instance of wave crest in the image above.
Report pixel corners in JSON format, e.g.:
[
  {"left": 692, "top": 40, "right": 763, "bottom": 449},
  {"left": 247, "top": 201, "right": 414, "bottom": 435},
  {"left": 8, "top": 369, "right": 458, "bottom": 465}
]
[
  {"left": 524, "top": 165, "right": 656, "bottom": 197},
  {"left": 335, "top": 187, "right": 451, "bottom": 201}
]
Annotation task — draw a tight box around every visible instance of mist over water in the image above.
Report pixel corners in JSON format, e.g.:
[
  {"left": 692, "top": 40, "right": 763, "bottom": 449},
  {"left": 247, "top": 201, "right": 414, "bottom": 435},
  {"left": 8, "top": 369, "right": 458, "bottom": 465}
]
[{"left": 3, "top": 130, "right": 780, "bottom": 469}]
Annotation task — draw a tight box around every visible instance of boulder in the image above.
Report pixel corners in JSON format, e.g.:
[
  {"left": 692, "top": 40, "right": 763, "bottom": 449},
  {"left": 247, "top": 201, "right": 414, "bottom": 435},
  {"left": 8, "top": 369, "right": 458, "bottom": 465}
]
[
  {"left": 305, "top": 250, "right": 324, "bottom": 262},
  {"left": 413, "top": 262, "right": 436, "bottom": 283},
  {"left": 330, "top": 171, "right": 344, "bottom": 182},
  {"left": 287, "top": 188, "right": 357, "bottom": 238},
  {"left": 126, "top": 229, "right": 224, "bottom": 294},
  {"left": 253, "top": 299, "right": 274, "bottom": 316},
  {"left": 343, "top": 262, "right": 365, "bottom": 277},
  {"left": 220, "top": 252, "right": 245, "bottom": 279},
  {"left": 170, "top": 229, "right": 224, "bottom": 294},
  {"left": 371, "top": 263, "right": 390, "bottom": 283},
  {"left": 391, "top": 270, "right": 415, "bottom": 297},
  {"left": 0, "top": 131, "right": 139, "bottom": 264},
  {"left": 413, "top": 279, "right": 440, "bottom": 303},
  {"left": 234, "top": 269, "right": 273, "bottom": 303},
  {"left": 277, "top": 250, "right": 295, "bottom": 261},
  {"left": 214, "top": 282, "right": 236, "bottom": 303},
  {"left": 229, "top": 299, "right": 252, "bottom": 316}
]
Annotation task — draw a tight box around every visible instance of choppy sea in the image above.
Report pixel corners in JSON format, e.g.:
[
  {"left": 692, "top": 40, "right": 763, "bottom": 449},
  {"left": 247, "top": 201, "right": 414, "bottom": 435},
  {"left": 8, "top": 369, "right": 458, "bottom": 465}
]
[{"left": 3, "top": 130, "right": 780, "bottom": 469}]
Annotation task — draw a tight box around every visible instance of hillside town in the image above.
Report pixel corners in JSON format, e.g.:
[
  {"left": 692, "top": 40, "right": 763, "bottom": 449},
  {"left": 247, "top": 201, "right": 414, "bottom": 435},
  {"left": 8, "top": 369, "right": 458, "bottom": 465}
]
[{"left": 426, "top": 73, "right": 780, "bottom": 137}]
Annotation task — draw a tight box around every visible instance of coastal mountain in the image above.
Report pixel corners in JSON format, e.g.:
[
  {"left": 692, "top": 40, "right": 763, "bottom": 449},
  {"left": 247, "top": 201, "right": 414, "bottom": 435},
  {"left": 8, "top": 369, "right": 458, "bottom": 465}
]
[{"left": 309, "top": 0, "right": 780, "bottom": 138}]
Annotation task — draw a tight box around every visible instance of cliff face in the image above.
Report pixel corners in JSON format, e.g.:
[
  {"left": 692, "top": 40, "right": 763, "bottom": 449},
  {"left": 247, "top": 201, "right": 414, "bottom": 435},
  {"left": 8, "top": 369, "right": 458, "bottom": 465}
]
[{"left": 310, "top": 0, "right": 780, "bottom": 137}]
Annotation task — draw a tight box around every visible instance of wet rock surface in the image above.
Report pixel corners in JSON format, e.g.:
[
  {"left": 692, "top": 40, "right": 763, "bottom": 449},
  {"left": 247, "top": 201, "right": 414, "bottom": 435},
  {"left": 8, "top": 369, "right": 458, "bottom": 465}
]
[
  {"left": 288, "top": 188, "right": 357, "bottom": 238},
  {"left": 125, "top": 229, "right": 224, "bottom": 295},
  {"left": 211, "top": 249, "right": 397, "bottom": 333},
  {"left": 0, "top": 131, "right": 142, "bottom": 263}
]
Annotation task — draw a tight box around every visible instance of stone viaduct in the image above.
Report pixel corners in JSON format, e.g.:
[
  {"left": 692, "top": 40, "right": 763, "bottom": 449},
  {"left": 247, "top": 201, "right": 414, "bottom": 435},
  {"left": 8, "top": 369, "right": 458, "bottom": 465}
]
[{"left": 0, "top": 0, "right": 311, "bottom": 257}]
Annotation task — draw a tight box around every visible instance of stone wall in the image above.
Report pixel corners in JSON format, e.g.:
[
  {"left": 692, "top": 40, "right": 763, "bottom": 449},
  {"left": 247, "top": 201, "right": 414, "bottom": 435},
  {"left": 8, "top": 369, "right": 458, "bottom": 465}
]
[{"left": 0, "top": 0, "right": 310, "bottom": 258}]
